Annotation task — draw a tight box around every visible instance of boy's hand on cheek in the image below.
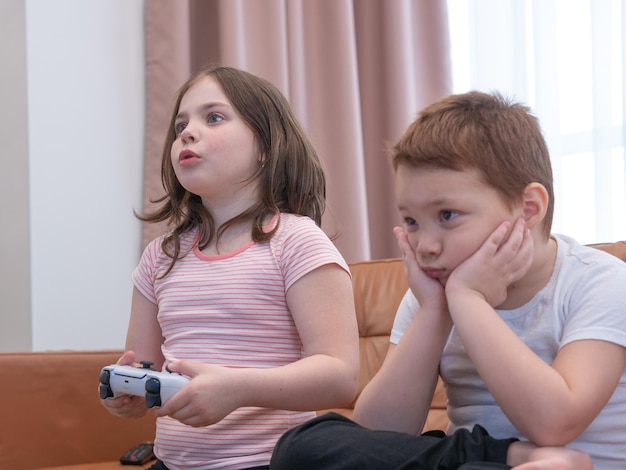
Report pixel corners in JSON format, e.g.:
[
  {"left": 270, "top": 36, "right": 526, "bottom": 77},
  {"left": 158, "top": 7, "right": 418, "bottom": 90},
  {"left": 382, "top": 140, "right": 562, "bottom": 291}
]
[
  {"left": 393, "top": 227, "right": 447, "bottom": 312},
  {"left": 446, "top": 218, "right": 533, "bottom": 307}
]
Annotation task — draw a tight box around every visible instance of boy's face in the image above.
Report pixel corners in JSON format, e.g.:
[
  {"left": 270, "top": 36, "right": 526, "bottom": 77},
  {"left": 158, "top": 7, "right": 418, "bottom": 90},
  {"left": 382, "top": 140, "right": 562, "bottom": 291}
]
[{"left": 395, "top": 164, "right": 521, "bottom": 286}]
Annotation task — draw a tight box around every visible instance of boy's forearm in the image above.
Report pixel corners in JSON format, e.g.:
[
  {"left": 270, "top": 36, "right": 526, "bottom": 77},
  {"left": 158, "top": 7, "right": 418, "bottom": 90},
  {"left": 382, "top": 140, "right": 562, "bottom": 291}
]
[
  {"left": 353, "top": 305, "right": 451, "bottom": 434},
  {"left": 507, "top": 441, "right": 593, "bottom": 470},
  {"left": 446, "top": 291, "right": 595, "bottom": 445},
  {"left": 353, "top": 366, "right": 439, "bottom": 434}
]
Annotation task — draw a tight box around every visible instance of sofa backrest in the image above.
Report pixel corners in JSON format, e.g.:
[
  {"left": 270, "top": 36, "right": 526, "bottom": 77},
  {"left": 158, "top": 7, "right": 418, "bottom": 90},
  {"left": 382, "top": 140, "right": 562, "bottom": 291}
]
[
  {"left": 587, "top": 240, "right": 626, "bottom": 260},
  {"left": 0, "top": 350, "right": 156, "bottom": 469}
]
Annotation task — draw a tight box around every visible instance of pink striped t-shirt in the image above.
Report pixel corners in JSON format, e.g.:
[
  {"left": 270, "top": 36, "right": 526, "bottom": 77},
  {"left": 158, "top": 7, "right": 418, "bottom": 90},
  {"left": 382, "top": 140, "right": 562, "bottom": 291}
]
[{"left": 132, "top": 213, "right": 350, "bottom": 470}]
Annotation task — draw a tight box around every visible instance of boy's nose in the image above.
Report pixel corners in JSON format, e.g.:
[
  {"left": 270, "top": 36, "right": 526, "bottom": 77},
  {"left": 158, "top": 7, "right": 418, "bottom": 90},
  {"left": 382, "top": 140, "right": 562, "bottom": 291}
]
[{"left": 416, "top": 234, "right": 441, "bottom": 258}]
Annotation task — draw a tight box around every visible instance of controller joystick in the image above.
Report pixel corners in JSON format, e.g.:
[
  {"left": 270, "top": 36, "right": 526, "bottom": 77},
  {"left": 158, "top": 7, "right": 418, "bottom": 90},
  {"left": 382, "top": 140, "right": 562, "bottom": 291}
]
[
  {"left": 99, "top": 363, "right": 189, "bottom": 408},
  {"left": 146, "top": 377, "right": 165, "bottom": 408}
]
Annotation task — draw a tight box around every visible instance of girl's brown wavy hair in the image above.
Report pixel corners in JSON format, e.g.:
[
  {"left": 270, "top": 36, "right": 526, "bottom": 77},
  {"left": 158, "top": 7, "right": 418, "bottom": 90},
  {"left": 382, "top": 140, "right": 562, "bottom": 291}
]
[{"left": 138, "top": 66, "right": 326, "bottom": 276}]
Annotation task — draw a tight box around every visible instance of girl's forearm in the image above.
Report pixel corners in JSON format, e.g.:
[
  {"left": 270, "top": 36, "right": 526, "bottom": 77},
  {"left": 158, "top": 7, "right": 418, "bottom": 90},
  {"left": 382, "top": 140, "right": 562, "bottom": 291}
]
[{"left": 230, "top": 354, "right": 359, "bottom": 412}]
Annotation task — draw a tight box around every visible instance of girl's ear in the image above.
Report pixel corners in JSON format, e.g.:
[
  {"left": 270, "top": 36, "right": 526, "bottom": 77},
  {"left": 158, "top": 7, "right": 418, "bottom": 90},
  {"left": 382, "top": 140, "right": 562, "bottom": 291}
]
[{"left": 522, "top": 183, "right": 549, "bottom": 228}]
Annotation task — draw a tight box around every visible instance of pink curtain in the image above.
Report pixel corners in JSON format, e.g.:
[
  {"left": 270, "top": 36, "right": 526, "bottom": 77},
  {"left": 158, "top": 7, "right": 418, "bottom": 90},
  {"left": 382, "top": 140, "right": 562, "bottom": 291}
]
[{"left": 143, "top": 0, "right": 451, "bottom": 262}]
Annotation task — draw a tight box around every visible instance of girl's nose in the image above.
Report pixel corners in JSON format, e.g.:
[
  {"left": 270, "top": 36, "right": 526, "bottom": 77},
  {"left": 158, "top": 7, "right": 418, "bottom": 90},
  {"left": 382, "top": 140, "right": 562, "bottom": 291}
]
[{"left": 180, "top": 125, "right": 197, "bottom": 144}]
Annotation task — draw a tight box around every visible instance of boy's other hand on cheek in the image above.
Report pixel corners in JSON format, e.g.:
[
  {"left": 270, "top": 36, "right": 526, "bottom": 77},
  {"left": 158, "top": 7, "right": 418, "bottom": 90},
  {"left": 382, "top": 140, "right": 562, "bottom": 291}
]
[
  {"left": 446, "top": 218, "right": 533, "bottom": 308},
  {"left": 393, "top": 227, "right": 447, "bottom": 312}
]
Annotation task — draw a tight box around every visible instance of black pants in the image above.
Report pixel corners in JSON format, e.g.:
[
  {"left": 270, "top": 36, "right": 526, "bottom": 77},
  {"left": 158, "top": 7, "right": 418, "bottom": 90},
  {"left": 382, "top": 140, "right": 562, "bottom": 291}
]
[{"left": 270, "top": 412, "right": 517, "bottom": 470}]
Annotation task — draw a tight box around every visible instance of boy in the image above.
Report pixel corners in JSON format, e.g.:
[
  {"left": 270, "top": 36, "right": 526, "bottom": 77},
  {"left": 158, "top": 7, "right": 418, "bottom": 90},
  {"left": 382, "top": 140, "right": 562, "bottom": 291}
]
[{"left": 271, "top": 91, "right": 626, "bottom": 469}]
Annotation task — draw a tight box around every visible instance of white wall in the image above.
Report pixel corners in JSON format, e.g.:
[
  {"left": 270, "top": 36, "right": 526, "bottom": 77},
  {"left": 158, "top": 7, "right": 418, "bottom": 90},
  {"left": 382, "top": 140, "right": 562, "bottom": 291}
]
[{"left": 19, "top": 0, "right": 145, "bottom": 351}]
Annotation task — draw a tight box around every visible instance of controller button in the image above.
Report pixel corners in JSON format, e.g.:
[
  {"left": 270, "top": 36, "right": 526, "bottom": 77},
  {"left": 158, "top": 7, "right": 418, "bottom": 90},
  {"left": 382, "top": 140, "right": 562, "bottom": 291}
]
[
  {"left": 99, "top": 383, "right": 113, "bottom": 399},
  {"left": 145, "top": 391, "right": 161, "bottom": 408},
  {"left": 99, "top": 369, "right": 111, "bottom": 384},
  {"left": 145, "top": 378, "right": 162, "bottom": 408},
  {"left": 145, "top": 378, "right": 160, "bottom": 394}
]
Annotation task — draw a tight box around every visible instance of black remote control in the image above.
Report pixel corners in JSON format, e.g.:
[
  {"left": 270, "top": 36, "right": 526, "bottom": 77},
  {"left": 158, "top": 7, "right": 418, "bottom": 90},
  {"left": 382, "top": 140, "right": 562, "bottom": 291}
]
[{"left": 120, "top": 441, "right": 156, "bottom": 466}]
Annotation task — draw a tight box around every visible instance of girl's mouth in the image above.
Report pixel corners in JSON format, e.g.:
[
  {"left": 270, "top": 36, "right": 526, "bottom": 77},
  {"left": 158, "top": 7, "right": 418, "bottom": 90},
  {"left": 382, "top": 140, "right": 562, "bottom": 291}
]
[{"left": 179, "top": 150, "right": 200, "bottom": 165}]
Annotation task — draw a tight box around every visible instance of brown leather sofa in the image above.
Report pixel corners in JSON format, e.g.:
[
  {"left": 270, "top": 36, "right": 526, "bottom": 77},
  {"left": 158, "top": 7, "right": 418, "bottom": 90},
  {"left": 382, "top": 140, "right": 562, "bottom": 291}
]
[{"left": 3, "top": 241, "right": 625, "bottom": 470}]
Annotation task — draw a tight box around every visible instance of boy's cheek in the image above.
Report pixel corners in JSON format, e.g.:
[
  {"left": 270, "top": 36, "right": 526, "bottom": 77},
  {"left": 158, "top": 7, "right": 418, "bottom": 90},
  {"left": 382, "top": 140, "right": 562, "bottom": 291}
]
[{"left": 453, "top": 237, "right": 488, "bottom": 267}]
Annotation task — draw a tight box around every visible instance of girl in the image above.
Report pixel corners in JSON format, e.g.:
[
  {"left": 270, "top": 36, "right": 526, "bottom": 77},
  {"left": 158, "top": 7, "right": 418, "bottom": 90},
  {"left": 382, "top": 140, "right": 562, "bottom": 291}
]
[{"left": 101, "top": 66, "right": 359, "bottom": 470}]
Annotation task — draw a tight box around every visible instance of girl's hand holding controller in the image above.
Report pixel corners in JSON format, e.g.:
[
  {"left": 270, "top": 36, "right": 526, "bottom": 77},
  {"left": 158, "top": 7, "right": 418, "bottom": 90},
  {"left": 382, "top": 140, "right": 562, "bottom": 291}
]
[
  {"left": 154, "top": 360, "right": 241, "bottom": 427},
  {"left": 100, "top": 350, "right": 149, "bottom": 419}
]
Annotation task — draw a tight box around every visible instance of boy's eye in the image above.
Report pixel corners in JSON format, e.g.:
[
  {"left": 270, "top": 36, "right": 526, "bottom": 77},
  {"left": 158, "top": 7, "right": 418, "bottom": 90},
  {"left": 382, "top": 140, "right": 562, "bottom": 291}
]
[
  {"left": 441, "top": 210, "right": 459, "bottom": 222},
  {"left": 174, "top": 121, "right": 187, "bottom": 136},
  {"left": 403, "top": 217, "right": 418, "bottom": 231}
]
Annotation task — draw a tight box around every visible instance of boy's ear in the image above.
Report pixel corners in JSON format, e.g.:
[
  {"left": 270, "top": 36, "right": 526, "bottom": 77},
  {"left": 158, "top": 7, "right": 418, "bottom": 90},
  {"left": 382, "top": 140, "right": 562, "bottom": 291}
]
[{"left": 522, "top": 183, "right": 549, "bottom": 228}]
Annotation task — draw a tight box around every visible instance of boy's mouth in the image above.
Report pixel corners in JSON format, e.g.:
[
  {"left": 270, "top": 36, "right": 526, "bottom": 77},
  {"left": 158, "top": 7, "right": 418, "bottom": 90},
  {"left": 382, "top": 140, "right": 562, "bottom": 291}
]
[{"left": 422, "top": 267, "right": 445, "bottom": 280}]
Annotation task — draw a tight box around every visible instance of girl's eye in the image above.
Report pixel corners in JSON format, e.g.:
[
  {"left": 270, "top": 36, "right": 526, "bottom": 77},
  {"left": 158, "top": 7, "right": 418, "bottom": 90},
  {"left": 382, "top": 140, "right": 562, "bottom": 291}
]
[
  {"left": 174, "top": 121, "right": 187, "bottom": 136},
  {"left": 441, "top": 210, "right": 459, "bottom": 222},
  {"left": 207, "top": 113, "right": 224, "bottom": 124}
]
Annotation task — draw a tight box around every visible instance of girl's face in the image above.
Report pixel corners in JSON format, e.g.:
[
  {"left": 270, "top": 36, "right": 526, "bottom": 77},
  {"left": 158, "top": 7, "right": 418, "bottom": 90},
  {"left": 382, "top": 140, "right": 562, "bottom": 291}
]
[
  {"left": 170, "top": 76, "right": 261, "bottom": 208},
  {"left": 395, "top": 165, "right": 521, "bottom": 286}
]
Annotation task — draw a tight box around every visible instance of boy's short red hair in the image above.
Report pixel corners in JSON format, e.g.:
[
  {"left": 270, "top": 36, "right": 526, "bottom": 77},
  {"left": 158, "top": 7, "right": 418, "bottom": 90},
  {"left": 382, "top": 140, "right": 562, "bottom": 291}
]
[{"left": 391, "top": 91, "right": 554, "bottom": 239}]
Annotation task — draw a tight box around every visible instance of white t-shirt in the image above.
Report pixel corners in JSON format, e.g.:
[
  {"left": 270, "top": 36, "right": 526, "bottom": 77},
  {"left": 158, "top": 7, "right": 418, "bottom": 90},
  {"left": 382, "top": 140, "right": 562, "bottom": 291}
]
[
  {"left": 133, "top": 213, "right": 350, "bottom": 470},
  {"left": 391, "top": 234, "right": 626, "bottom": 469}
]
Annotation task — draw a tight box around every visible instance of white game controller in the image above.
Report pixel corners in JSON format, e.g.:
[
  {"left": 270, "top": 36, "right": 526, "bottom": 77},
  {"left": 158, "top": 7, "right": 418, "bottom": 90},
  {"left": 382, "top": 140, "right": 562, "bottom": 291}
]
[{"left": 99, "top": 361, "right": 190, "bottom": 408}]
